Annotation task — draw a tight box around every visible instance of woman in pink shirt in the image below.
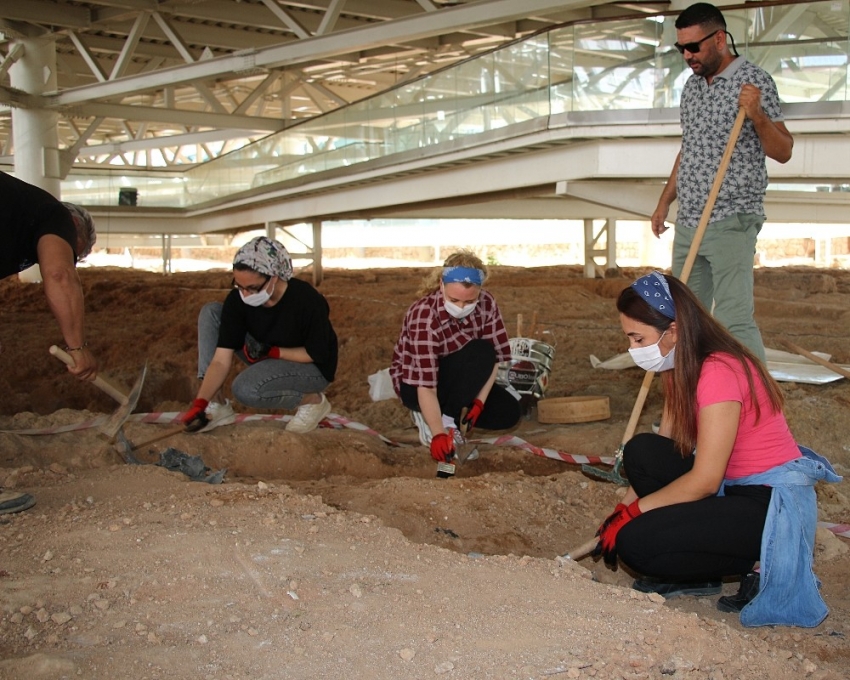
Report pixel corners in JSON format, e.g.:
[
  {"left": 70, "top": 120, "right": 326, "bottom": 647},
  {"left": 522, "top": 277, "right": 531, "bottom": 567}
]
[{"left": 595, "top": 271, "right": 802, "bottom": 613}]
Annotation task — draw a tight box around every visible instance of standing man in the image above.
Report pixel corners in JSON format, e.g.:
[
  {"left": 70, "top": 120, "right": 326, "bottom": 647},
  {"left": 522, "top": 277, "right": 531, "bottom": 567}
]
[
  {"left": 1, "top": 170, "right": 99, "bottom": 514},
  {"left": 651, "top": 3, "right": 793, "bottom": 363}
]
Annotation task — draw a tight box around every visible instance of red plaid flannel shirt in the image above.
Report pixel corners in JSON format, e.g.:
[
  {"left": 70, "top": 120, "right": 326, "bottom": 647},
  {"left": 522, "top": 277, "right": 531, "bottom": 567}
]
[{"left": 390, "top": 289, "right": 511, "bottom": 393}]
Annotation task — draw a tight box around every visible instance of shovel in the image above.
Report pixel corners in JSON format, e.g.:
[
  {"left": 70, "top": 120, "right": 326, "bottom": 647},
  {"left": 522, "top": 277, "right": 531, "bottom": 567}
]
[
  {"left": 581, "top": 107, "right": 747, "bottom": 487},
  {"left": 50, "top": 345, "right": 184, "bottom": 462}
]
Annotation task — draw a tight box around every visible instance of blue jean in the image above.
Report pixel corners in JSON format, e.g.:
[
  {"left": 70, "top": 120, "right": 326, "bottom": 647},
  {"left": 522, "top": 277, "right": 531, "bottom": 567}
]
[
  {"left": 672, "top": 213, "right": 766, "bottom": 363},
  {"left": 198, "top": 302, "right": 329, "bottom": 410}
]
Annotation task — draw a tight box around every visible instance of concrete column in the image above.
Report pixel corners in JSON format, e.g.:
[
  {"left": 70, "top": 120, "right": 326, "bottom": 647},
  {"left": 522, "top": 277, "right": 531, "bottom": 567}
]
[
  {"left": 9, "top": 36, "right": 61, "bottom": 194},
  {"left": 161, "top": 234, "right": 173, "bottom": 274},
  {"left": 312, "top": 220, "right": 323, "bottom": 287}
]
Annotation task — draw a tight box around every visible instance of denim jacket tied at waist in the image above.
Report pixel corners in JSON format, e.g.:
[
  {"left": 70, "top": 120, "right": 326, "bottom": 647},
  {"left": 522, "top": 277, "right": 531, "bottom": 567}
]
[{"left": 721, "top": 446, "right": 842, "bottom": 628}]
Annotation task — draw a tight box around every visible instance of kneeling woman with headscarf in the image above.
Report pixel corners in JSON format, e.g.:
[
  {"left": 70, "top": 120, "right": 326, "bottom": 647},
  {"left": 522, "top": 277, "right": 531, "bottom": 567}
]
[
  {"left": 182, "top": 236, "right": 338, "bottom": 434},
  {"left": 390, "top": 250, "right": 521, "bottom": 464}
]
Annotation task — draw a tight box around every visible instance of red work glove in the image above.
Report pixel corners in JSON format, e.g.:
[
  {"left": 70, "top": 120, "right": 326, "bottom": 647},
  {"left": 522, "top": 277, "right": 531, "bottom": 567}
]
[
  {"left": 182, "top": 398, "right": 209, "bottom": 433},
  {"left": 594, "top": 499, "right": 642, "bottom": 568},
  {"left": 242, "top": 340, "right": 281, "bottom": 364},
  {"left": 429, "top": 432, "right": 456, "bottom": 463},
  {"left": 461, "top": 398, "right": 485, "bottom": 432}
]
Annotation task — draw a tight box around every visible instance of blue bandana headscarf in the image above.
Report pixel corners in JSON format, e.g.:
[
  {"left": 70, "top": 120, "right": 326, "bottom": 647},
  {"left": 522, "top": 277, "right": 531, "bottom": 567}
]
[
  {"left": 233, "top": 236, "right": 293, "bottom": 281},
  {"left": 441, "top": 266, "right": 485, "bottom": 286},
  {"left": 631, "top": 271, "right": 676, "bottom": 319}
]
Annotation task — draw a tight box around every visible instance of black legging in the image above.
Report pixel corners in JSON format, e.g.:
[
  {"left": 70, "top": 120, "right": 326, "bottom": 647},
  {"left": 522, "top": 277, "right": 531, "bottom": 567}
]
[
  {"left": 617, "top": 432, "right": 771, "bottom": 580},
  {"left": 398, "top": 339, "right": 521, "bottom": 431}
]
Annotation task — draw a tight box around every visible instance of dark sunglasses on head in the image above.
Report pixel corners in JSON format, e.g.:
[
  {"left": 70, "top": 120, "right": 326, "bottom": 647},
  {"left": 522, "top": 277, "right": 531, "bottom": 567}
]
[{"left": 674, "top": 29, "right": 721, "bottom": 54}]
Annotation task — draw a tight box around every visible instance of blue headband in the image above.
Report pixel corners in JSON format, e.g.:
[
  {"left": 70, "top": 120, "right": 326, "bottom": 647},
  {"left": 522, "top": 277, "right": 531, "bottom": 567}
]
[
  {"left": 442, "top": 266, "right": 485, "bottom": 286},
  {"left": 631, "top": 271, "right": 676, "bottom": 319}
]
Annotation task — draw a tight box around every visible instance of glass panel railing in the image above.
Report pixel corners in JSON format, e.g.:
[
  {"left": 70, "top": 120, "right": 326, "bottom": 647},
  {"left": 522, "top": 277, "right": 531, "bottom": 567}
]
[
  {"left": 64, "top": 1, "right": 849, "bottom": 207},
  {"left": 742, "top": 1, "right": 849, "bottom": 102}
]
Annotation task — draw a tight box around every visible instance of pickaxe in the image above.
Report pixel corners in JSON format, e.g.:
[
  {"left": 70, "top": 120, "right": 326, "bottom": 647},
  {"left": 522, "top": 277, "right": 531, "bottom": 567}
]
[{"left": 49, "top": 345, "right": 184, "bottom": 463}]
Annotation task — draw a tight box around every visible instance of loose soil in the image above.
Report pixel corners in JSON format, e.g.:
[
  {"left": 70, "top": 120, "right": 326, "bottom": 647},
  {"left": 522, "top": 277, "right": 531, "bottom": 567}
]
[{"left": 1, "top": 264, "right": 849, "bottom": 679}]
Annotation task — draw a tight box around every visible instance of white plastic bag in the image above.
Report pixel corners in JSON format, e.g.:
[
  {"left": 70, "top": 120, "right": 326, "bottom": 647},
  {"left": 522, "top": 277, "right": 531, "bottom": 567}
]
[{"left": 367, "top": 368, "right": 396, "bottom": 402}]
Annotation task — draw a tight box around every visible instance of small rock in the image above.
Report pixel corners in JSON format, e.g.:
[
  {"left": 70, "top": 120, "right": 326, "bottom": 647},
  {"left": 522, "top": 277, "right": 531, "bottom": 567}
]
[
  {"left": 51, "top": 612, "right": 73, "bottom": 625},
  {"left": 435, "top": 661, "right": 454, "bottom": 674},
  {"left": 399, "top": 648, "right": 416, "bottom": 661},
  {"left": 198, "top": 634, "right": 208, "bottom": 644},
  {"left": 42, "top": 550, "right": 54, "bottom": 562},
  {"left": 350, "top": 584, "right": 363, "bottom": 598}
]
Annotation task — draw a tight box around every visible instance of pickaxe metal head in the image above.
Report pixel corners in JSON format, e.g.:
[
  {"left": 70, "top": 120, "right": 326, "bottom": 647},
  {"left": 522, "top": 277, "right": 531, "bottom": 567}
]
[{"left": 99, "top": 362, "right": 147, "bottom": 441}]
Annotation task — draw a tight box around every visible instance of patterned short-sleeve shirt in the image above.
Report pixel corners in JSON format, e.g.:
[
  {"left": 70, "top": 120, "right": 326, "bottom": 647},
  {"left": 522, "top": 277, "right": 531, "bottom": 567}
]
[
  {"left": 390, "top": 288, "right": 511, "bottom": 393},
  {"left": 676, "top": 58, "right": 784, "bottom": 228}
]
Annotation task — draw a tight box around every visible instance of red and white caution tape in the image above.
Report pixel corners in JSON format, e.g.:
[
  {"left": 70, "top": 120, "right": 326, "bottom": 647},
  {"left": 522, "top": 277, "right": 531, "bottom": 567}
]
[
  {"left": 468, "top": 434, "right": 615, "bottom": 466},
  {"left": 0, "top": 415, "right": 109, "bottom": 435},
  {"left": 1, "top": 411, "right": 404, "bottom": 447},
  {"left": 819, "top": 522, "right": 850, "bottom": 539},
  {"left": 2, "top": 411, "right": 615, "bottom": 465}
]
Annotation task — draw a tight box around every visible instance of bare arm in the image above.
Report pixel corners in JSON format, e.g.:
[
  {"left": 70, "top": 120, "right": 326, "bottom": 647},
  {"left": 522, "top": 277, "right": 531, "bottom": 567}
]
[
  {"left": 196, "top": 347, "right": 235, "bottom": 402},
  {"left": 651, "top": 152, "right": 680, "bottom": 238},
  {"left": 739, "top": 84, "right": 793, "bottom": 164},
  {"left": 634, "top": 401, "right": 741, "bottom": 513},
  {"left": 37, "top": 234, "right": 98, "bottom": 380},
  {"left": 474, "top": 363, "right": 500, "bottom": 405}
]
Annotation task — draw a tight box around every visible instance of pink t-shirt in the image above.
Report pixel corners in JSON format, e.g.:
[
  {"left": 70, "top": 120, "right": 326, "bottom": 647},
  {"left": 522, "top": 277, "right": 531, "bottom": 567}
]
[{"left": 697, "top": 353, "right": 800, "bottom": 479}]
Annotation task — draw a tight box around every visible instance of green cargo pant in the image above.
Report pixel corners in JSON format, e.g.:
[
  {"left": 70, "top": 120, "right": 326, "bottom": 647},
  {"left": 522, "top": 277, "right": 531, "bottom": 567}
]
[{"left": 672, "top": 212, "right": 766, "bottom": 363}]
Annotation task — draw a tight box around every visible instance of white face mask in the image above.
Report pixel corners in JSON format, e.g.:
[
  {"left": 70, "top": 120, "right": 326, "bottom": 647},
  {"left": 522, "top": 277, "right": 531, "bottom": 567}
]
[
  {"left": 444, "top": 299, "right": 477, "bottom": 319},
  {"left": 628, "top": 331, "right": 676, "bottom": 372},
  {"left": 240, "top": 278, "right": 274, "bottom": 307}
]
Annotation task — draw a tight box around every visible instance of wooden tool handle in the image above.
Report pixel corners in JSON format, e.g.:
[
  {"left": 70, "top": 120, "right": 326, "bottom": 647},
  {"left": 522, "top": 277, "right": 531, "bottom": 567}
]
[
  {"left": 564, "top": 537, "right": 599, "bottom": 561},
  {"left": 622, "top": 369, "right": 654, "bottom": 446},
  {"left": 780, "top": 339, "right": 850, "bottom": 380},
  {"left": 127, "top": 425, "right": 187, "bottom": 454},
  {"left": 49, "top": 345, "right": 129, "bottom": 405}
]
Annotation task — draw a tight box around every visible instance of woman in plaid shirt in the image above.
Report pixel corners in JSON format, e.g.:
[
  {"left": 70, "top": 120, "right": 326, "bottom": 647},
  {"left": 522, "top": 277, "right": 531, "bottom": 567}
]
[{"left": 390, "top": 251, "right": 521, "bottom": 463}]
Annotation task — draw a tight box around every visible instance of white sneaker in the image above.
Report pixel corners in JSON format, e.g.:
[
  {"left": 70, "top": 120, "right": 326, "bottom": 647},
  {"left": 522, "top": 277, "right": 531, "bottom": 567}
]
[
  {"left": 201, "top": 399, "right": 236, "bottom": 432},
  {"left": 286, "top": 394, "right": 331, "bottom": 433},
  {"left": 412, "top": 411, "right": 464, "bottom": 447},
  {"left": 412, "top": 410, "right": 432, "bottom": 446}
]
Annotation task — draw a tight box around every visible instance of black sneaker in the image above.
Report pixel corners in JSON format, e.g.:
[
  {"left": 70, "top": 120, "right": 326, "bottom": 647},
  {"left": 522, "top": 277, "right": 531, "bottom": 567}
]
[
  {"left": 0, "top": 490, "right": 36, "bottom": 515},
  {"left": 717, "top": 571, "right": 760, "bottom": 613},
  {"left": 633, "top": 579, "right": 722, "bottom": 599}
]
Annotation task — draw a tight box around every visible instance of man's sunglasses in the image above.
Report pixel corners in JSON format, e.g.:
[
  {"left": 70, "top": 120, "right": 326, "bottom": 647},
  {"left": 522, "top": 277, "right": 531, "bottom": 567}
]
[{"left": 674, "top": 29, "right": 720, "bottom": 55}]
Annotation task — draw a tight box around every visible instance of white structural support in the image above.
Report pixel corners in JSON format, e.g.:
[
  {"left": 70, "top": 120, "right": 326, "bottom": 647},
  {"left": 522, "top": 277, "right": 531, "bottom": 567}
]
[
  {"left": 264, "top": 220, "right": 323, "bottom": 286},
  {"left": 312, "top": 220, "right": 323, "bottom": 287},
  {"left": 10, "top": 36, "right": 60, "bottom": 191},
  {"left": 161, "top": 233, "right": 173, "bottom": 274},
  {"left": 584, "top": 218, "right": 617, "bottom": 279}
]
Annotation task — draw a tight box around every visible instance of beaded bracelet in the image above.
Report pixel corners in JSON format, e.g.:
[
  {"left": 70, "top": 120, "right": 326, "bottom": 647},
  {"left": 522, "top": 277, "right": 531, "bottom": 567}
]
[{"left": 64, "top": 343, "right": 88, "bottom": 352}]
